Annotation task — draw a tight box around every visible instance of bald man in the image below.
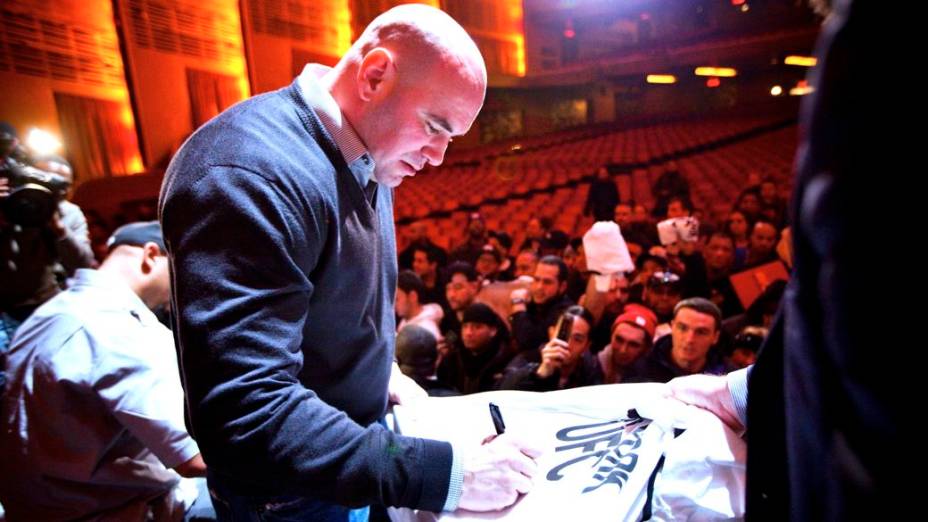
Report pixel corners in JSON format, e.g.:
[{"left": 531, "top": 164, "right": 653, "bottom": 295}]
[{"left": 160, "top": 5, "right": 538, "bottom": 521}]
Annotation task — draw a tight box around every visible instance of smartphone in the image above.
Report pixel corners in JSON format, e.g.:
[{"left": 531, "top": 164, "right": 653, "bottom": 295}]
[{"left": 555, "top": 313, "right": 574, "bottom": 342}]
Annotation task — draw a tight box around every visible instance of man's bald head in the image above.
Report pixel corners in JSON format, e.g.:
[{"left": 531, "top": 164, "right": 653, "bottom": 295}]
[
  {"left": 327, "top": 5, "right": 487, "bottom": 188},
  {"left": 346, "top": 4, "right": 486, "bottom": 89}
]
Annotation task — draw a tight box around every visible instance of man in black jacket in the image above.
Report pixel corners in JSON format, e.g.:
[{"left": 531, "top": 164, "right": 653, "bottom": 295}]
[
  {"left": 584, "top": 166, "right": 620, "bottom": 222},
  {"left": 509, "top": 255, "right": 574, "bottom": 352},
  {"left": 499, "top": 305, "right": 602, "bottom": 391},
  {"left": 437, "top": 303, "right": 512, "bottom": 395},
  {"left": 667, "top": 2, "right": 911, "bottom": 519}
]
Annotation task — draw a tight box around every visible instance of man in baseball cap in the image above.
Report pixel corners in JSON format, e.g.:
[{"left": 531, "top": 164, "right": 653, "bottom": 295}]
[
  {"left": 598, "top": 304, "right": 658, "bottom": 383},
  {"left": 106, "top": 220, "right": 166, "bottom": 252},
  {"left": 0, "top": 219, "right": 214, "bottom": 520}
]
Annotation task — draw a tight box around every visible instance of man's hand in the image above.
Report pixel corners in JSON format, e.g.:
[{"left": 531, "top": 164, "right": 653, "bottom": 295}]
[
  {"left": 436, "top": 337, "right": 451, "bottom": 359},
  {"left": 509, "top": 288, "right": 529, "bottom": 313},
  {"left": 666, "top": 374, "right": 743, "bottom": 432},
  {"left": 47, "top": 209, "right": 66, "bottom": 238},
  {"left": 388, "top": 362, "right": 427, "bottom": 405},
  {"left": 457, "top": 433, "right": 543, "bottom": 512},
  {"left": 536, "top": 338, "right": 569, "bottom": 379},
  {"left": 173, "top": 453, "right": 207, "bottom": 478}
]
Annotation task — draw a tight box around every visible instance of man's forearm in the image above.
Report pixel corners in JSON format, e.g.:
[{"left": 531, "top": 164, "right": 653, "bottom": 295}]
[{"left": 55, "top": 204, "right": 95, "bottom": 270}]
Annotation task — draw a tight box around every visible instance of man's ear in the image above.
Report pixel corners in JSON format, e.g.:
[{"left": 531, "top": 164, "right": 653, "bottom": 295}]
[
  {"left": 141, "top": 242, "right": 161, "bottom": 274},
  {"left": 357, "top": 47, "right": 395, "bottom": 101}
]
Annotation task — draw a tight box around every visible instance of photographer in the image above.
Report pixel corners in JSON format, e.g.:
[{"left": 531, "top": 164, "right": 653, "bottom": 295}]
[
  {"left": 1, "top": 123, "right": 95, "bottom": 355},
  {"left": 498, "top": 305, "right": 603, "bottom": 391}
]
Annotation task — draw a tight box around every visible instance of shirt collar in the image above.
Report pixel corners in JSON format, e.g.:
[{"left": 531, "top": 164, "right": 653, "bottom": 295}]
[
  {"left": 70, "top": 268, "right": 159, "bottom": 325},
  {"left": 296, "top": 63, "right": 376, "bottom": 188}
]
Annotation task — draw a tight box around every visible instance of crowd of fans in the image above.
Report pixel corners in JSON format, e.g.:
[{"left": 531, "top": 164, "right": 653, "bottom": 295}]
[{"left": 393, "top": 166, "right": 792, "bottom": 396}]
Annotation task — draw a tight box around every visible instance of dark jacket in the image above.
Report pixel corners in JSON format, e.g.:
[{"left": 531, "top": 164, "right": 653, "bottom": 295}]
[
  {"left": 497, "top": 348, "right": 603, "bottom": 392},
  {"left": 747, "top": 2, "right": 910, "bottom": 519},
  {"left": 436, "top": 335, "right": 512, "bottom": 395},
  {"left": 584, "top": 178, "right": 620, "bottom": 222},
  {"left": 510, "top": 294, "right": 573, "bottom": 352},
  {"left": 624, "top": 334, "right": 729, "bottom": 383}
]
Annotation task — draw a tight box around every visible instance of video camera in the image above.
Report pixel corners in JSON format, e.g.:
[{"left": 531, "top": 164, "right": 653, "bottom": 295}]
[{"left": 1, "top": 130, "right": 71, "bottom": 227}]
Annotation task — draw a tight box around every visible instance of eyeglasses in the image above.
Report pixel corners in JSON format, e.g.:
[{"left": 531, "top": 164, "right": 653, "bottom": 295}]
[
  {"left": 648, "top": 271, "right": 682, "bottom": 293},
  {"left": 650, "top": 271, "right": 680, "bottom": 284},
  {"left": 733, "top": 333, "right": 765, "bottom": 350}
]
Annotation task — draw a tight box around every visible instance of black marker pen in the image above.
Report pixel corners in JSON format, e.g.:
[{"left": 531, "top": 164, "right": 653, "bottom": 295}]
[{"left": 489, "top": 402, "right": 506, "bottom": 435}]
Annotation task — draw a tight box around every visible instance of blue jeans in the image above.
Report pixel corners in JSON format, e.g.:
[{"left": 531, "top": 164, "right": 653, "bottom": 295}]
[
  {"left": 186, "top": 477, "right": 218, "bottom": 521},
  {"left": 207, "top": 472, "right": 370, "bottom": 522},
  {"left": 0, "top": 311, "right": 24, "bottom": 394}
]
